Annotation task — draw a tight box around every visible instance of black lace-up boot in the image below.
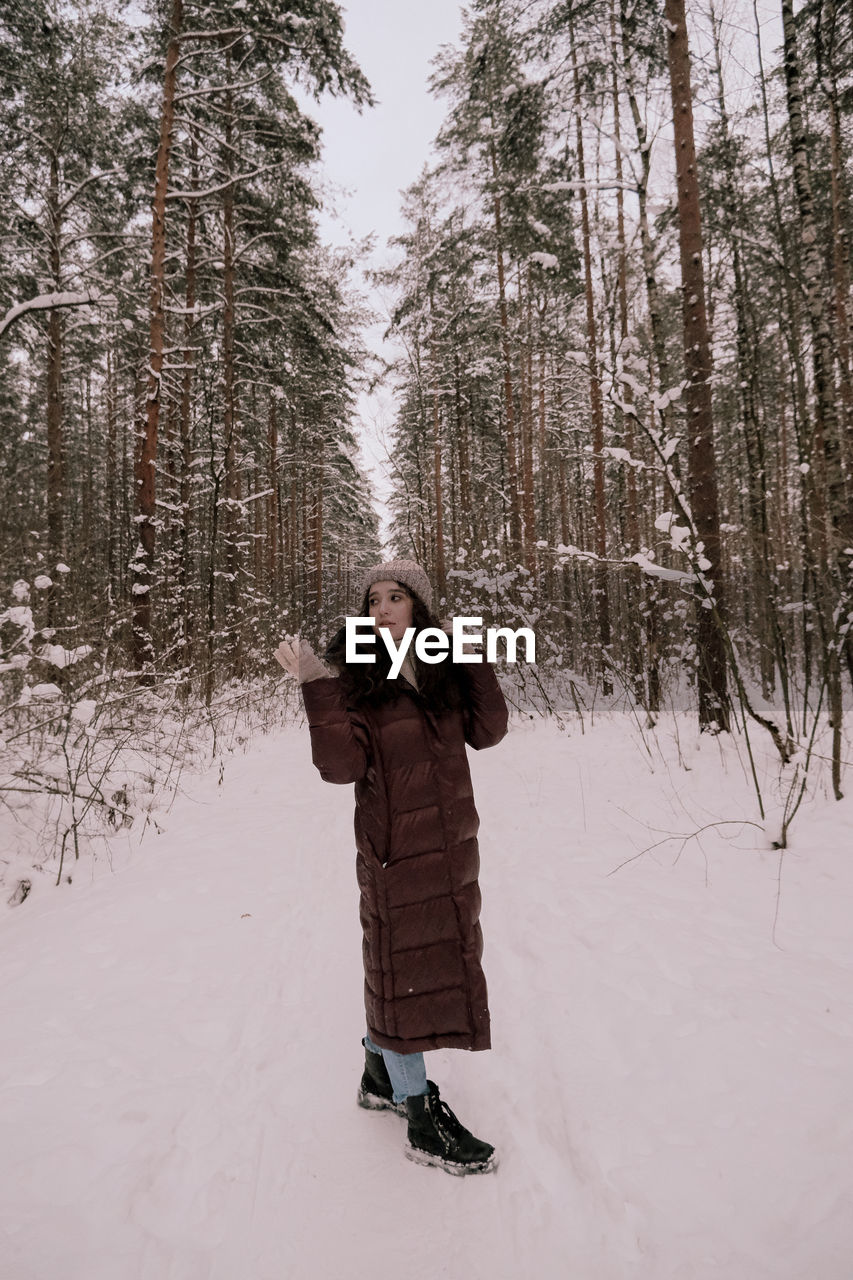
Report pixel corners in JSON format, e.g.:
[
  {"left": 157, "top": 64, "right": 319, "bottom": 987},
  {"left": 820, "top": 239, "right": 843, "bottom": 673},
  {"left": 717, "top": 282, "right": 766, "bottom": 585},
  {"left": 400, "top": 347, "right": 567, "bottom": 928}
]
[
  {"left": 357, "top": 1039, "right": 407, "bottom": 1116},
  {"left": 405, "top": 1082, "right": 498, "bottom": 1175}
]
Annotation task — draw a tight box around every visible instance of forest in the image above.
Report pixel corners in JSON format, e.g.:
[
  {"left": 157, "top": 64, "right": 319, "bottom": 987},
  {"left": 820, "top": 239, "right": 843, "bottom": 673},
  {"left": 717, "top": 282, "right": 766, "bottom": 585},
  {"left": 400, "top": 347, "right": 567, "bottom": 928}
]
[{"left": 1, "top": 0, "right": 852, "bottom": 877}]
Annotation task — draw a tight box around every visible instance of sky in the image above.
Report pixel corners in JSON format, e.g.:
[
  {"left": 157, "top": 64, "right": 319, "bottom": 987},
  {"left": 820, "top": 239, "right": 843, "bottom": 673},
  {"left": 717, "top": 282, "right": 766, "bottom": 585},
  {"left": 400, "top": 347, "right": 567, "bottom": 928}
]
[
  {"left": 312, "top": 0, "right": 465, "bottom": 252},
  {"left": 306, "top": 0, "right": 468, "bottom": 545}
]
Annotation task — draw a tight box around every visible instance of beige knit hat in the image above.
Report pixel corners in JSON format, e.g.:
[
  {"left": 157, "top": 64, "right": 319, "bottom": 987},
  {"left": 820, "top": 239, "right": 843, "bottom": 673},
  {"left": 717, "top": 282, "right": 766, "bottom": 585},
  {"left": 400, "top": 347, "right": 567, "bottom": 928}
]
[{"left": 358, "top": 558, "right": 433, "bottom": 611}]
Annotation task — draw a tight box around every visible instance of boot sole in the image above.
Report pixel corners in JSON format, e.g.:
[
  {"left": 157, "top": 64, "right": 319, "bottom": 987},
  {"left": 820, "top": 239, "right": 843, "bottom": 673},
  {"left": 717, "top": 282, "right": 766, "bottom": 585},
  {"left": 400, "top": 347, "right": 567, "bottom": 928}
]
[
  {"left": 404, "top": 1140, "right": 499, "bottom": 1176},
  {"left": 357, "top": 1086, "right": 407, "bottom": 1117}
]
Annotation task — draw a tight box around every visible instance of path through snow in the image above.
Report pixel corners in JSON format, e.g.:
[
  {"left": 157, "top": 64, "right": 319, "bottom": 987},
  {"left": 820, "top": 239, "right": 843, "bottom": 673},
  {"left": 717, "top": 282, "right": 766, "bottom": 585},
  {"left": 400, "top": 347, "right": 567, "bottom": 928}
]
[{"left": 1, "top": 714, "right": 851, "bottom": 1279}]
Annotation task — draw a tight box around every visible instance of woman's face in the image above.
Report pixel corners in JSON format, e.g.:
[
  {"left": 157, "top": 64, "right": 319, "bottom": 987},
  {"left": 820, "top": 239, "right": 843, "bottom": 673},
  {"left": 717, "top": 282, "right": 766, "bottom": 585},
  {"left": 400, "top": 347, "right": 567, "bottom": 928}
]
[{"left": 368, "top": 580, "right": 414, "bottom": 644}]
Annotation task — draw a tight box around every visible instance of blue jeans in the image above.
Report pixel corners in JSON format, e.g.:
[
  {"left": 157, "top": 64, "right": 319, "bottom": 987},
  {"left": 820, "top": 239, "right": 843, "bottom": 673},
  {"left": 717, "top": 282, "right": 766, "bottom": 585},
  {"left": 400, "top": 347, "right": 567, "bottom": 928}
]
[{"left": 364, "top": 1032, "right": 428, "bottom": 1104}]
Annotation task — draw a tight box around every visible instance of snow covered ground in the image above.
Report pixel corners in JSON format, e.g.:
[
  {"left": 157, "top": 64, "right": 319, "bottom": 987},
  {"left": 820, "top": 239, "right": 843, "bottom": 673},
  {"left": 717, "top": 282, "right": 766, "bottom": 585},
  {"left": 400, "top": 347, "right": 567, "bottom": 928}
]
[{"left": 1, "top": 708, "right": 851, "bottom": 1280}]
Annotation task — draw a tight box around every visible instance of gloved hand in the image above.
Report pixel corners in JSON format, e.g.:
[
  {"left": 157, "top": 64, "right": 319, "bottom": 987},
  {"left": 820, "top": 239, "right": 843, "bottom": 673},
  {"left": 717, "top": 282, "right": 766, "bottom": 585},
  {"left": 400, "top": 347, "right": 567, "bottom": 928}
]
[{"left": 273, "top": 635, "right": 334, "bottom": 683}]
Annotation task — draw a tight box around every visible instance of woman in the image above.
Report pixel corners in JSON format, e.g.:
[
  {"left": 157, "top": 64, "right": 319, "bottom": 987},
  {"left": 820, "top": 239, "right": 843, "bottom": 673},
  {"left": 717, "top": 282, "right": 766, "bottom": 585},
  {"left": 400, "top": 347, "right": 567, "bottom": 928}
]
[{"left": 274, "top": 559, "right": 508, "bottom": 1176}]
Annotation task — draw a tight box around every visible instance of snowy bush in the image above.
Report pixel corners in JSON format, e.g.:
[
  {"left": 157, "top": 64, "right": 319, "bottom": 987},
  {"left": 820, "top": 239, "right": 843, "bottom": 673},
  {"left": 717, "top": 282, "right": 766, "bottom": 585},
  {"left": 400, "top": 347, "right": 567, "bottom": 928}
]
[{"left": 0, "top": 572, "right": 299, "bottom": 907}]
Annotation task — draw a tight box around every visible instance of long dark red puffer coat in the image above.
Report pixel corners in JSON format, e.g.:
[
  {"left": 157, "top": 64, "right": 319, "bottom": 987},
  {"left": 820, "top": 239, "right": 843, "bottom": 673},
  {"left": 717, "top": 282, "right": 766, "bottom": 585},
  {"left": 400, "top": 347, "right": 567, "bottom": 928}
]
[{"left": 301, "top": 660, "right": 508, "bottom": 1054}]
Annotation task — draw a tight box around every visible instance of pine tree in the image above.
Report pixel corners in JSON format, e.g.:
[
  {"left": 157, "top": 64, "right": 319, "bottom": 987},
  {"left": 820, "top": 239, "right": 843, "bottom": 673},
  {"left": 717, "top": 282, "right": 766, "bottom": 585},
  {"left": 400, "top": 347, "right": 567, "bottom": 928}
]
[{"left": 0, "top": 0, "right": 132, "bottom": 618}]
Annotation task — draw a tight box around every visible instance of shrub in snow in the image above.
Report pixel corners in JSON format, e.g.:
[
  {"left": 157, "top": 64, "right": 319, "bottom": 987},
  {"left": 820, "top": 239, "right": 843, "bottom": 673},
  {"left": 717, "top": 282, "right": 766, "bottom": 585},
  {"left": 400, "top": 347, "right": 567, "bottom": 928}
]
[
  {"left": 443, "top": 546, "right": 587, "bottom": 720},
  {"left": 0, "top": 651, "right": 297, "bottom": 901}
]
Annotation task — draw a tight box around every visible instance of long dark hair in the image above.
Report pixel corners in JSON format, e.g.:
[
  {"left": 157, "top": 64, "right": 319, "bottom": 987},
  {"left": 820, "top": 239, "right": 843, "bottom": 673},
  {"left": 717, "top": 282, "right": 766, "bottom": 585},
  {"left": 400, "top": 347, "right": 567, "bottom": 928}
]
[{"left": 323, "top": 586, "right": 465, "bottom": 713}]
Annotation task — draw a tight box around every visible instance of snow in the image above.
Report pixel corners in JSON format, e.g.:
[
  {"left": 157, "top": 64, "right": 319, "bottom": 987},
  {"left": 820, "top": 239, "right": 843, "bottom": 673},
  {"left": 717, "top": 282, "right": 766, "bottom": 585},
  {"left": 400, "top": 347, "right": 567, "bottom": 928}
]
[
  {"left": 2, "top": 605, "right": 34, "bottom": 632},
  {"left": 652, "top": 384, "right": 687, "bottom": 413},
  {"left": 628, "top": 552, "right": 695, "bottom": 584},
  {"left": 70, "top": 699, "right": 97, "bottom": 726},
  {"left": 616, "top": 369, "right": 646, "bottom": 400},
  {"left": 1, "top": 713, "right": 851, "bottom": 1278},
  {"left": 603, "top": 445, "right": 645, "bottom": 469},
  {"left": 37, "top": 644, "right": 94, "bottom": 669},
  {"left": 541, "top": 180, "right": 634, "bottom": 194},
  {"left": 655, "top": 510, "right": 693, "bottom": 555},
  {"left": 529, "top": 252, "right": 559, "bottom": 270},
  {"left": 28, "top": 682, "right": 63, "bottom": 700}
]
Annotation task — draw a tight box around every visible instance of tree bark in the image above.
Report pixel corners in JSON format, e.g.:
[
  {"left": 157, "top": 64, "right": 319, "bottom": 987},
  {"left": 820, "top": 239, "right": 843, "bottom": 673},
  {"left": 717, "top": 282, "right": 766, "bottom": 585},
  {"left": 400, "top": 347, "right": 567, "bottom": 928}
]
[
  {"left": 816, "top": 0, "right": 853, "bottom": 477},
  {"left": 314, "top": 438, "right": 324, "bottom": 611},
  {"left": 135, "top": 0, "right": 183, "bottom": 670},
  {"left": 781, "top": 0, "right": 849, "bottom": 794},
  {"left": 489, "top": 139, "right": 523, "bottom": 563},
  {"left": 106, "top": 348, "right": 118, "bottom": 598},
  {"left": 221, "top": 43, "right": 243, "bottom": 679},
  {"left": 665, "top": 0, "right": 729, "bottom": 730},
  {"left": 267, "top": 395, "right": 280, "bottom": 593},
  {"left": 520, "top": 267, "right": 537, "bottom": 577},
  {"left": 709, "top": 0, "right": 782, "bottom": 701},
  {"left": 620, "top": 0, "right": 673, "bottom": 428},
  {"left": 610, "top": 0, "right": 646, "bottom": 705},
  {"left": 570, "top": 12, "right": 611, "bottom": 692},
  {"left": 178, "top": 131, "right": 198, "bottom": 685},
  {"left": 432, "top": 385, "right": 447, "bottom": 601},
  {"left": 46, "top": 153, "right": 64, "bottom": 577}
]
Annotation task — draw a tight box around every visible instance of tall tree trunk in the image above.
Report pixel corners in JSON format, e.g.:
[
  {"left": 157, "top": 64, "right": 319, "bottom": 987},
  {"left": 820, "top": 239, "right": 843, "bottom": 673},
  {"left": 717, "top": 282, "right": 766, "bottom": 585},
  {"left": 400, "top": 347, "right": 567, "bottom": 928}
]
[
  {"left": 432, "top": 386, "right": 446, "bottom": 600},
  {"left": 570, "top": 12, "right": 611, "bottom": 693},
  {"left": 520, "top": 266, "right": 537, "bottom": 577},
  {"left": 46, "top": 151, "right": 65, "bottom": 630},
  {"left": 267, "top": 395, "right": 280, "bottom": 594},
  {"left": 753, "top": 0, "right": 816, "bottom": 730},
  {"left": 620, "top": 0, "right": 673, "bottom": 428},
  {"left": 253, "top": 463, "right": 263, "bottom": 597},
  {"left": 610, "top": 0, "right": 646, "bottom": 705},
  {"left": 178, "top": 131, "right": 198, "bottom": 687},
  {"left": 135, "top": 0, "right": 183, "bottom": 670},
  {"left": 204, "top": 460, "right": 221, "bottom": 708},
  {"left": 314, "top": 438, "right": 324, "bottom": 611},
  {"left": 709, "top": 1, "right": 782, "bottom": 702},
  {"left": 489, "top": 139, "right": 523, "bottom": 563},
  {"left": 453, "top": 351, "right": 474, "bottom": 548},
  {"left": 221, "top": 44, "right": 242, "bottom": 679},
  {"left": 665, "top": 0, "right": 729, "bottom": 730},
  {"left": 816, "top": 0, "right": 853, "bottom": 473},
  {"left": 288, "top": 417, "right": 299, "bottom": 600},
  {"left": 781, "top": 0, "right": 849, "bottom": 795},
  {"left": 106, "top": 348, "right": 118, "bottom": 599}
]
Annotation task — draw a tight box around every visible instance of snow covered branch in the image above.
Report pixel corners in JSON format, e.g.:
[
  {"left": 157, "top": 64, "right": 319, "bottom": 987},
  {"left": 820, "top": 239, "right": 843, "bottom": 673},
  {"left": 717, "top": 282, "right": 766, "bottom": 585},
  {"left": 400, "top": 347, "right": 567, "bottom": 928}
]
[{"left": 0, "top": 291, "right": 115, "bottom": 340}]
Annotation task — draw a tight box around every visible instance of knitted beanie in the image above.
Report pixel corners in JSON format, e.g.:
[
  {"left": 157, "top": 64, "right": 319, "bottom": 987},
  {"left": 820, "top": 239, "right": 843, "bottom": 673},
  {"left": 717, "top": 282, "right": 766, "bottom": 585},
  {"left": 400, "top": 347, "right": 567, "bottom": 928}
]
[{"left": 358, "top": 558, "right": 433, "bottom": 611}]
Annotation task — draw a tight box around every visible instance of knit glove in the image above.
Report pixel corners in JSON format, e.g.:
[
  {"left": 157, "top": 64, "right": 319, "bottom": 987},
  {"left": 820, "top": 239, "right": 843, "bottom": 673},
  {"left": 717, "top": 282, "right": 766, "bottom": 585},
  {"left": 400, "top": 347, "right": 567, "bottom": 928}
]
[{"left": 273, "top": 636, "right": 335, "bottom": 683}]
